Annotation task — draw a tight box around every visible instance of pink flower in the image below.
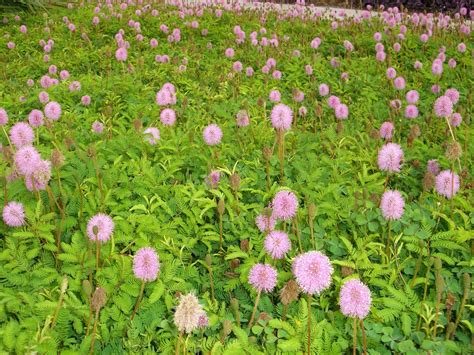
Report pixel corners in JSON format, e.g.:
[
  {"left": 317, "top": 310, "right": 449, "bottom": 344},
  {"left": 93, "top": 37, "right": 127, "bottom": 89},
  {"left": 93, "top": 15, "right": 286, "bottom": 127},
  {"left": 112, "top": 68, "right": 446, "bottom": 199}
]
[
  {"left": 450, "top": 113, "right": 462, "bottom": 127},
  {"left": 414, "top": 61, "right": 423, "bottom": 70},
  {"left": 272, "top": 190, "right": 298, "bottom": 221},
  {"left": 225, "top": 47, "right": 235, "bottom": 58},
  {"left": 334, "top": 103, "right": 349, "bottom": 120},
  {"left": 380, "top": 190, "right": 405, "bottom": 220},
  {"left": 143, "top": 127, "right": 160, "bottom": 145},
  {"left": 87, "top": 213, "right": 114, "bottom": 243},
  {"left": 427, "top": 160, "right": 440, "bottom": 175},
  {"left": 160, "top": 108, "right": 176, "bottom": 126},
  {"left": 246, "top": 67, "right": 254, "bottom": 76},
  {"left": 444, "top": 88, "right": 459, "bottom": 104},
  {"left": 339, "top": 279, "right": 372, "bottom": 319},
  {"left": 28, "top": 109, "right": 44, "bottom": 127},
  {"left": 435, "top": 170, "right": 460, "bottom": 199},
  {"left": 255, "top": 213, "right": 276, "bottom": 233},
  {"left": 236, "top": 110, "right": 249, "bottom": 127},
  {"left": 293, "top": 90, "right": 304, "bottom": 103},
  {"left": 319, "top": 84, "right": 329, "bottom": 96},
  {"left": 10, "top": 122, "right": 34, "bottom": 148},
  {"left": 386, "top": 67, "right": 396, "bottom": 79},
  {"left": 14, "top": 146, "right": 40, "bottom": 175},
  {"left": 393, "top": 77, "right": 405, "bottom": 90},
  {"left": 25, "top": 159, "right": 51, "bottom": 191},
  {"left": 292, "top": 251, "right": 333, "bottom": 295},
  {"left": 431, "top": 59, "right": 443, "bottom": 76},
  {"left": 133, "top": 247, "right": 160, "bottom": 282},
  {"left": 92, "top": 121, "right": 104, "bottom": 133},
  {"left": 60, "top": 70, "right": 70, "bottom": 80},
  {"left": 2, "top": 201, "right": 26, "bottom": 227},
  {"left": 378, "top": 143, "right": 404, "bottom": 173},
  {"left": 270, "top": 104, "right": 292, "bottom": 131},
  {"left": 269, "top": 90, "right": 281, "bottom": 103},
  {"left": 248, "top": 263, "right": 277, "bottom": 292},
  {"left": 203, "top": 124, "right": 222, "bottom": 146},
  {"left": 379, "top": 121, "right": 394, "bottom": 140},
  {"left": 115, "top": 47, "right": 127, "bottom": 61},
  {"left": 44, "top": 101, "right": 61, "bottom": 121},
  {"left": 39, "top": 91, "right": 49, "bottom": 104},
  {"left": 404, "top": 105, "right": 419, "bottom": 119},
  {"left": 206, "top": 170, "right": 220, "bottom": 189},
  {"left": 81, "top": 95, "right": 91, "bottom": 106},
  {"left": 232, "top": 61, "right": 243, "bottom": 72},
  {"left": 406, "top": 90, "right": 419, "bottom": 104},
  {"left": 264, "top": 230, "right": 291, "bottom": 259},
  {"left": 0, "top": 108, "right": 9, "bottom": 126},
  {"left": 434, "top": 96, "right": 453, "bottom": 118}
]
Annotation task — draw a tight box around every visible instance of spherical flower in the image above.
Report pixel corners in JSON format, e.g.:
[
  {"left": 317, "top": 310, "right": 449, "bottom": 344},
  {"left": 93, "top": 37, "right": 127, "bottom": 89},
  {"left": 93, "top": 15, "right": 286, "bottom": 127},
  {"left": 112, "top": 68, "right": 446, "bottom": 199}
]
[
  {"left": 450, "top": 113, "right": 462, "bottom": 127},
  {"left": 431, "top": 59, "right": 443, "bottom": 76},
  {"left": 377, "top": 143, "right": 404, "bottom": 173},
  {"left": 232, "top": 61, "right": 243, "bottom": 72},
  {"left": 115, "top": 47, "right": 127, "bottom": 61},
  {"left": 319, "top": 84, "right": 329, "bottom": 96},
  {"left": 393, "top": 77, "right": 405, "bottom": 90},
  {"left": 299, "top": 106, "right": 307, "bottom": 117},
  {"left": 380, "top": 190, "right": 405, "bottom": 220},
  {"left": 81, "top": 95, "right": 91, "bottom": 106},
  {"left": 2, "top": 201, "right": 26, "bottom": 227},
  {"left": 435, "top": 170, "right": 460, "bottom": 199},
  {"left": 327, "top": 95, "right": 340, "bottom": 109},
  {"left": 379, "top": 121, "right": 394, "bottom": 140},
  {"left": 255, "top": 213, "right": 276, "bottom": 233},
  {"left": 236, "top": 110, "right": 249, "bottom": 127},
  {"left": 293, "top": 90, "right": 304, "bottom": 103},
  {"left": 406, "top": 90, "right": 419, "bottom": 104},
  {"left": 197, "top": 312, "right": 208, "bottom": 328},
  {"left": 203, "top": 124, "right": 222, "bottom": 146},
  {"left": 427, "top": 159, "right": 440, "bottom": 175},
  {"left": 269, "top": 90, "right": 281, "bottom": 103},
  {"left": 14, "top": 146, "right": 41, "bottom": 175},
  {"left": 225, "top": 47, "right": 234, "bottom": 58},
  {"left": 92, "top": 121, "right": 104, "bottom": 133},
  {"left": 434, "top": 96, "right": 453, "bottom": 118},
  {"left": 272, "top": 190, "right": 298, "bottom": 221},
  {"left": 386, "top": 67, "right": 396, "bottom": 79},
  {"left": 174, "top": 293, "right": 204, "bottom": 334},
  {"left": 334, "top": 103, "right": 349, "bottom": 120},
  {"left": 404, "top": 105, "right": 419, "bottom": 119},
  {"left": 431, "top": 85, "right": 441, "bottom": 94},
  {"left": 160, "top": 108, "right": 176, "bottom": 126},
  {"left": 292, "top": 251, "right": 333, "bottom": 295},
  {"left": 28, "top": 109, "right": 44, "bottom": 127},
  {"left": 10, "top": 122, "right": 34, "bottom": 148},
  {"left": 206, "top": 170, "right": 220, "bottom": 189},
  {"left": 39, "top": 91, "right": 49, "bottom": 104},
  {"left": 44, "top": 101, "right": 61, "bottom": 121},
  {"left": 270, "top": 104, "right": 292, "bottom": 131},
  {"left": 444, "top": 88, "right": 459, "bottom": 104},
  {"left": 0, "top": 108, "right": 8, "bottom": 125},
  {"left": 143, "top": 127, "right": 160, "bottom": 145},
  {"left": 86, "top": 213, "right": 114, "bottom": 243},
  {"left": 339, "top": 279, "right": 372, "bottom": 319},
  {"left": 133, "top": 247, "right": 160, "bottom": 282},
  {"left": 264, "top": 231, "right": 291, "bottom": 259},
  {"left": 414, "top": 61, "right": 423, "bottom": 70},
  {"left": 248, "top": 263, "right": 278, "bottom": 292},
  {"left": 25, "top": 159, "right": 51, "bottom": 191}
]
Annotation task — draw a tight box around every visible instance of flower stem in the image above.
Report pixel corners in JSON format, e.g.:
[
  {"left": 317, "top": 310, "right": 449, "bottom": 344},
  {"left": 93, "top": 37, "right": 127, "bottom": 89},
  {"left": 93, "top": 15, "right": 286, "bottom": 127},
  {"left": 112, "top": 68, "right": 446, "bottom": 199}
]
[
  {"left": 175, "top": 331, "right": 183, "bottom": 355},
  {"left": 360, "top": 319, "right": 367, "bottom": 355},
  {"left": 248, "top": 289, "right": 261, "bottom": 329},
  {"left": 130, "top": 280, "right": 145, "bottom": 321},
  {"left": 307, "top": 294, "right": 312, "bottom": 355},
  {"left": 89, "top": 309, "right": 100, "bottom": 355},
  {"left": 96, "top": 241, "right": 101, "bottom": 272},
  {"left": 353, "top": 317, "right": 358, "bottom": 355}
]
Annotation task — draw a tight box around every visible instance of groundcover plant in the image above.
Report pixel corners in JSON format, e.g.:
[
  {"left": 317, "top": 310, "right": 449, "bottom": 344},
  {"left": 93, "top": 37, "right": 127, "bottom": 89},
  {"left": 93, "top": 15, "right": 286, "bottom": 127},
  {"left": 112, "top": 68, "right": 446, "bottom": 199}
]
[{"left": 0, "top": 0, "right": 472, "bottom": 354}]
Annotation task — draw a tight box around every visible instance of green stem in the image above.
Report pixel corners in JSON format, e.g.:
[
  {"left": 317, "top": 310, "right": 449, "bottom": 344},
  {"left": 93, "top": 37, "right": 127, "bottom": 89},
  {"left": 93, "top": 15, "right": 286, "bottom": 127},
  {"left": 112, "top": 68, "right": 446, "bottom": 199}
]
[{"left": 130, "top": 280, "right": 145, "bottom": 321}]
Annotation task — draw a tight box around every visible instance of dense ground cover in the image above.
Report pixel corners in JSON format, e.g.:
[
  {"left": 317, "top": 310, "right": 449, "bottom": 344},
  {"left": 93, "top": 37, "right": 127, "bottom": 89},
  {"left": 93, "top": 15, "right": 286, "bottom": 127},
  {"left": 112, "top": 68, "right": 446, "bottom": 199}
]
[{"left": 0, "top": 1, "right": 473, "bottom": 354}]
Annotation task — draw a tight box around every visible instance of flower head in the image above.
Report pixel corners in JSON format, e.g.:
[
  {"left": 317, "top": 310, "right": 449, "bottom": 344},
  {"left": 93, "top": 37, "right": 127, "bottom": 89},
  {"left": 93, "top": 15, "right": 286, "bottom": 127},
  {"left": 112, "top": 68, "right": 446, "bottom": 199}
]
[
  {"left": 203, "top": 124, "right": 223, "bottom": 146},
  {"left": 160, "top": 108, "right": 176, "bottom": 126},
  {"left": 206, "top": 170, "right": 220, "bottom": 188},
  {"left": 435, "top": 170, "right": 460, "bottom": 199},
  {"left": 28, "top": 109, "right": 44, "bottom": 127},
  {"left": 248, "top": 263, "right": 278, "bottom": 292},
  {"left": 379, "top": 121, "right": 394, "bottom": 140},
  {"left": 255, "top": 213, "right": 276, "bottom": 233},
  {"left": 334, "top": 103, "right": 349, "bottom": 120},
  {"left": 270, "top": 104, "right": 292, "bottom": 131},
  {"left": 10, "top": 122, "right": 34, "bottom": 148},
  {"left": 25, "top": 159, "right": 51, "bottom": 191},
  {"left": 272, "top": 190, "right": 298, "bottom": 221},
  {"left": 14, "top": 146, "right": 41, "bottom": 175},
  {"left": 44, "top": 101, "right": 61, "bottom": 121},
  {"left": 2, "top": 201, "right": 26, "bottom": 227},
  {"left": 0, "top": 108, "right": 8, "bottom": 126},
  {"left": 133, "top": 247, "right": 160, "bottom": 282},
  {"left": 380, "top": 190, "right": 405, "bottom": 220},
  {"left": 427, "top": 160, "right": 440, "bottom": 175},
  {"left": 445, "top": 88, "right": 459, "bottom": 104},
  {"left": 292, "top": 251, "right": 333, "bottom": 295},
  {"left": 264, "top": 230, "right": 291, "bottom": 259},
  {"left": 236, "top": 110, "right": 249, "bottom": 127},
  {"left": 86, "top": 213, "right": 114, "bottom": 243},
  {"left": 143, "top": 127, "right": 160, "bottom": 145},
  {"left": 174, "top": 293, "right": 204, "bottom": 333},
  {"left": 115, "top": 47, "right": 127, "bottom": 61},
  {"left": 377, "top": 143, "right": 404, "bottom": 173},
  {"left": 339, "top": 279, "right": 372, "bottom": 319},
  {"left": 434, "top": 96, "right": 453, "bottom": 118}
]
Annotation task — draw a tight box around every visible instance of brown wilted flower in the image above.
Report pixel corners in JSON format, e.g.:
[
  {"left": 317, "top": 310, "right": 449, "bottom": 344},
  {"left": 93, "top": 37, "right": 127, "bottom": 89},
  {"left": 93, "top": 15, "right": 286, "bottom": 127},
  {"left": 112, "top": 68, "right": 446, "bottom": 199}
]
[
  {"left": 217, "top": 199, "right": 225, "bottom": 215},
  {"left": 423, "top": 172, "right": 435, "bottom": 190},
  {"left": 280, "top": 279, "right": 300, "bottom": 305},
  {"left": 133, "top": 119, "right": 142, "bottom": 132},
  {"left": 445, "top": 141, "right": 462, "bottom": 161},
  {"left": 446, "top": 292, "right": 456, "bottom": 312},
  {"left": 91, "top": 287, "right": 107, "bottom": 311},
  {"left": 230, "top": 259, "right": 240, "bottom": 270},
  {"left": 341, "top": 266, "right": 354, "bottom": 277},
  {"left": 257, "top": 312, "right": 272, "bottom": 323},
  {"left": 240, "top": 239, "right": 249, "bottom": 252},
  {"left": 230, "top": 173, "right": 240, "bottom": 191},
  {"left": 51, "top": 149, "right": 65, "bottom": 167},
  {"left": 336, "top": 121, "right": 344, "bottom": 134},
  {"left": 262, "top": 146, "right": 273, "bottom": 161},
  {"left": 370, "top": 128, "right": 380, "bottom": 140}
]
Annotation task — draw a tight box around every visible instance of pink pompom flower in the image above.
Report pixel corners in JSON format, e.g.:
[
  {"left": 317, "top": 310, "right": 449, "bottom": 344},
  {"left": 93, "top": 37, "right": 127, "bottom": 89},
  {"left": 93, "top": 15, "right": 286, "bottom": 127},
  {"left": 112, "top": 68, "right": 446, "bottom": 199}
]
[
  {"left": 380, "top": 190, "right": 405, "bottom": 220},
  {"left": 272, "top": 190, "right": 298, "bottom": 221},
  {"left": 292, "top": 251, "right": 333, "bottom": 295},
  {"left": 203, "top": 124, "right": 222, "bottom": 146},
  {"left": 248, "top": 263, "right": 277, "bottom": 292},
  {"left": 435, "top": 170, "right": 460, "bottom": 199},
  {"left": 2, "top": 201, "right": 26, "bottom": 227},
  {"left": 378, "top": 143, "right": 404, "bottom": 173},
  {"left": 143, "top": 127, "right": 160, "bottom": 145},
  {"left": 0, "top": 108, "right": 8, "bottom": 126},
  {"left": 133, "top": 247, "right": 160, "bottom": 281},
  {"left": 44, "top": 101, "right": 61, "bottom": 121},
  {"left": 264, "top": 230, "right": 291, "bottom": 259},
  {"left": 379, "top": 121, "right": 394, "bottom": 140},
  {"left": 160, "top": 108, "right": 176, "bottom": 126},
  {"left": 10, "top": 122, "right": 34, "bottom": 148},
  {"left": 86, "top": 213, "right": 114, "bottom": 243},
  {"left": 339, "top": 279, "right": 372, "bottom": 319},
  {"left": 404, "top": 105, "right": 419, "bottom": 119},
  {"left": 434, "top": 96, "right": 453, "bottom": 118},
  {"left": 270, "top": 104, "right": 292, "bottom": 131}
]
